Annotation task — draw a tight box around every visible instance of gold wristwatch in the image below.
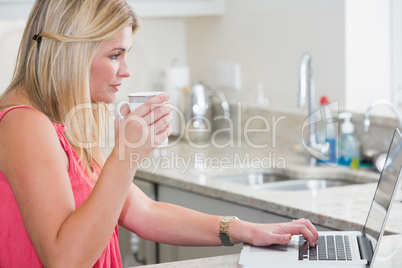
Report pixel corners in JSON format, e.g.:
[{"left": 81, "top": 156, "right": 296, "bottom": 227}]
[{"left": 219, "top": 216, "right": 239, "bottom": 246}]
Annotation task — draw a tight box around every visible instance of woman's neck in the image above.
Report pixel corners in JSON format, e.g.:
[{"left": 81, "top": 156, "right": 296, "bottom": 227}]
[{"left": 0, "top": 88, "right": 32, "bottom": 109}]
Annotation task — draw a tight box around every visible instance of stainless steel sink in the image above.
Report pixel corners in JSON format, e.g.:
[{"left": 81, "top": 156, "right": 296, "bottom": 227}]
[
  {"left": 216, "top": 172, "right": 366, "bottom": 191},
  {"left": 216, "top": 172, "right": 290, "bottom": 186},
  {"left": 256, "top": 178, "right": 360, "bottom": 191}
]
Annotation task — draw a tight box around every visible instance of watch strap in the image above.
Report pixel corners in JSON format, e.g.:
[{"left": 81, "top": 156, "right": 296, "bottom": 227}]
[{"left": 219, "top": 216, "right": 238, "bottom": 246}]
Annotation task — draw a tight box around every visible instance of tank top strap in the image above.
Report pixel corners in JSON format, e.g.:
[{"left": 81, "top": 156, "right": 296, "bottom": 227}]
[{"left": 0, "top": 105, "right": 35, "bottom": 121}]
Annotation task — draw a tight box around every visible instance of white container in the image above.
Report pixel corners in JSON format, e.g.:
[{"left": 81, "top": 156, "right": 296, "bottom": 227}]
[{"left": 163, "top": 65, "right": 190, "bottom": 136}]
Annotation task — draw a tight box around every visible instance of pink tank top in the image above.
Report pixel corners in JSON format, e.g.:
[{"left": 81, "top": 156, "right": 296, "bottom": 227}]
[{"left": 0, "top": 106, "right": 122, "bottom": 267}]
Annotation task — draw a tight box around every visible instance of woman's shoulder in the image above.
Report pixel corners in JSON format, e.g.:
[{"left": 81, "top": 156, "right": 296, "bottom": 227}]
[
  {"left": 0, "top": 105, "right": 53, "bottom": 130},
  {"left": 0, "top": 104, "right": 60, "bottom": 153},
  {"left": 0, "top": 106, "right": 68, "bottom": 174},
  {"left": 0, "top": 92, "right": 47, "bottom": 124}
]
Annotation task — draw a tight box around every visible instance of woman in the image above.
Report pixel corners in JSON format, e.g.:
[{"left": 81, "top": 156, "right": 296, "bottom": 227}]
[{"left": 0, "top": 0, "right": 318, "bottom": 267}]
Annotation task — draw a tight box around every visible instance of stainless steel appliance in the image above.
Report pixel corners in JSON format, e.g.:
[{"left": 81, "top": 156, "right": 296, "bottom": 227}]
[{"left": 184, "top": 82, "right": 230, "bottom": 143}]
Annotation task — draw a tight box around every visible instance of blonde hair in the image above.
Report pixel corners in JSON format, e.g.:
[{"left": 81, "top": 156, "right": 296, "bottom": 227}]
[{"left": 2, "top": 0, "right": 138, "bottom": 176}]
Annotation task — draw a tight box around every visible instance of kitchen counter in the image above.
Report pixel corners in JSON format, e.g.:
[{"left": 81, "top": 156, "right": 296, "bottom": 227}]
[
  {"left": 134, "top": 235, "right": 402, "bottom": 268},
  {"left": 134, "top": 138, "right": 402, "bottom": 234},
  {"left": 136, "top": 254, "right": 238, "bottom": 268},
  {"left": 113, "top": 104, "right": 402, "bottom": 267},
  {"left": 121, "top": 132, "right": 402, "bottom": 267}
]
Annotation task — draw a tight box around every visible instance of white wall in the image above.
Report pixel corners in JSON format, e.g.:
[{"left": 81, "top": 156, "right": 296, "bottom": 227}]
[
  {"left": 0, "top": 18, "right": 187, "bottom": 103},
  {"left": 0, "top": 20, "right": 25, "bottom": 94},
  {"left": 0, "top": 0, "right": 398, "bottom": 116},
  {"left": 186, "top": 0, "right": 345, "bottom": 112},
  {"left": 186, "top": 0, "right": 396, "bottom": 115},
  {"left": 393, "top": 0, "right": 402, "bottom": 108},
  {"left": 345, "top": 0, "right": 392, "bottom": 113}
]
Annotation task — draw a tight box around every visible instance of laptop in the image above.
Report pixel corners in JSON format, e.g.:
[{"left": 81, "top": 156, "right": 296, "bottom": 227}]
[{"left": 239, "top": 128, "right": 402, "bottom": 268}]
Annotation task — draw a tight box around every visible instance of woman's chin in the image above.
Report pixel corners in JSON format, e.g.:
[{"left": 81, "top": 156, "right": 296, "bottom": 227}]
[{"left": 92, "top": 95, "right": 116, "bottom": 104}]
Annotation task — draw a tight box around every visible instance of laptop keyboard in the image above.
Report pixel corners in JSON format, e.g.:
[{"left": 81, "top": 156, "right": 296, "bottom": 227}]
[{"left": 298, "top": 235, "right": 353, "bottom": 261}]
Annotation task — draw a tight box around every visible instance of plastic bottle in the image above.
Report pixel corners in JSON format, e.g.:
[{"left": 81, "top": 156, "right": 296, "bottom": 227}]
[
  {"left": 338, "top": 112, "right": 360, "bottom": 169},
  {"left": 317, "top": 96, "right": 337, "bottom": 164}
]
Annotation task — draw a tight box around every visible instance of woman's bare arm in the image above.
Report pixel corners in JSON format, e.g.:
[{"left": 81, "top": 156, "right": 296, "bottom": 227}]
[{"left": 119, "top": 183, "right": 319, "bottom": 247}]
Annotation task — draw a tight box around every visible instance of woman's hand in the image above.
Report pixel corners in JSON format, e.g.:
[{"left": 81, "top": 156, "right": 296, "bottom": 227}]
[
  {"left": 230, "top": 218, "right": 319, "bottom": 247},
  {"left": 112, "top": 93, "right": 173, "bottom": 167}
]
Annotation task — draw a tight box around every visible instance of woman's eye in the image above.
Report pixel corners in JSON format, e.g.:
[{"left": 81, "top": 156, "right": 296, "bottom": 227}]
[{"left": 110, "top": 53, "right": 121, "bottom": 60}]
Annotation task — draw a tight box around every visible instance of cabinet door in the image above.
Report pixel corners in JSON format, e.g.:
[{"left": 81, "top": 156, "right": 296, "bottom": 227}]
[{"left": 157, "top": 185, "right": 262, "bottom": 263}]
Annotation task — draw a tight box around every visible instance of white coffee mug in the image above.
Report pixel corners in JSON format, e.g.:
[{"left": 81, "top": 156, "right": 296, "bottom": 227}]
[{"left": 117, "top": 91, "right": 168, "bottom": 147}]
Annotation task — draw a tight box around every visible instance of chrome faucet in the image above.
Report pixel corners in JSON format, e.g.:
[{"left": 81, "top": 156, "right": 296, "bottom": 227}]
[
  {"left": 298, "top": 52, "right": 329, "bottom": 166},
  {"left": 363, "top": 99, "right": 402, "bottom": 132},
  {"left": 208, "top": 90, "right": 230, "bottom": 118}
]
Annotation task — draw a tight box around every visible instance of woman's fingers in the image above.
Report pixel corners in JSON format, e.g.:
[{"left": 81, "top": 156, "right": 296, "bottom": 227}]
[
  {"left": 118, "top": 93, "right": 172, "bottom": 147},
  {"left": 119, "top": 104, "right": 131, "bottom": 117},
  {"left": 253, "top": 219, "right": 318, "bottom": 247},
  {"left": 153, "top": 112, "right": 173, "bottom": 134},
  {"left": 125, "top": 94, "right": 172, "bottom": 128},
  {"left": 130, "top": 93, "right": 170, "bottom": 118},
  {"left": 240, "top": 219, "right": 319, "bottom": 247},
  {"left": 152, "top": 119, "right": 173, "bottom": 147},
  {"left": 147, "top": 103, "right": 173, "bottom": 126},
  {"left": 284, "top": 219, "right": 318, "bottom": 246},
  {"left": 265, "top": 233, "right": 292, "bottom": 245}
]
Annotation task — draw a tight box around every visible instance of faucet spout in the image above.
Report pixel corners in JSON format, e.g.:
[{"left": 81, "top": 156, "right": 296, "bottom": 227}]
[
  {"left": 298, "top": 52, "right": 327, "bottom": 166},
  {"left": 363, "top": 99, "right": 402, "bottom": 132},
  {"left": 299, "top": 52, "right": 317, "bottom": 144},
  {"left": 209, "top": 90, "right": 230, "bottom": 118},
  {"left": 299, "top": 53, "right": 314, "bottom": 109}
]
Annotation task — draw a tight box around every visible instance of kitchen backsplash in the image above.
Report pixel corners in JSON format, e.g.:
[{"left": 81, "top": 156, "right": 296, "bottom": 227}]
[{"left": 211, "top": 102, "right": 397, "bottom": 157}]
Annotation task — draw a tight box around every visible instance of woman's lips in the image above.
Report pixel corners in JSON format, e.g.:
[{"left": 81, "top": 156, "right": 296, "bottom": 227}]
[{"left": 111, "top": 83, "right": 121, "bottom": 91}]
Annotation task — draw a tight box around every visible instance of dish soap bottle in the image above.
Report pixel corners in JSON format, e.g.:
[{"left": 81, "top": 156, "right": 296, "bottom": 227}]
[
  {"left": 317, "top": 96, "right": 337, "bottom": 164},
  {"left": 338, "top": 112, "right": 360, "bottom": 169}
]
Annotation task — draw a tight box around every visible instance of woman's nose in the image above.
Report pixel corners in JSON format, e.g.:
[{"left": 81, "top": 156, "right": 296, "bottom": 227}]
[{"left": 118, "top": 60, "right": 131, "bottom": 78}]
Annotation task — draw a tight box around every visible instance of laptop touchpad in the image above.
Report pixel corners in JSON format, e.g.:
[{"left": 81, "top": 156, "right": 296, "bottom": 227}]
[{"left": 250, "top": 243, "right": 290, "bottom": 253}]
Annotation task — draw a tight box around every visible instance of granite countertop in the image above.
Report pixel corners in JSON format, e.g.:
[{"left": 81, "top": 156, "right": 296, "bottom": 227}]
[
  {"left": 134, "top": 138, "right": 402, "bottom": 234},
  {"left": 136, "top": 254, "right": 239, "bottom": 268}
]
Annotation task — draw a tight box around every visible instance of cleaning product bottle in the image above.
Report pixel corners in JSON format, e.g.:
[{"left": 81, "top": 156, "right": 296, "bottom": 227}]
[
  {"left": 338, "top": 112, "right": 360, "bottom": 169},
  {"left": 317, "top": 96, "right": 337, "bottom": 164}
]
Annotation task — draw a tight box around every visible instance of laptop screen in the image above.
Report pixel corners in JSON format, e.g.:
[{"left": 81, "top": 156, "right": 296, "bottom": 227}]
[{"left": 362, "top": 128, "right": 402, "bottom": 257}]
